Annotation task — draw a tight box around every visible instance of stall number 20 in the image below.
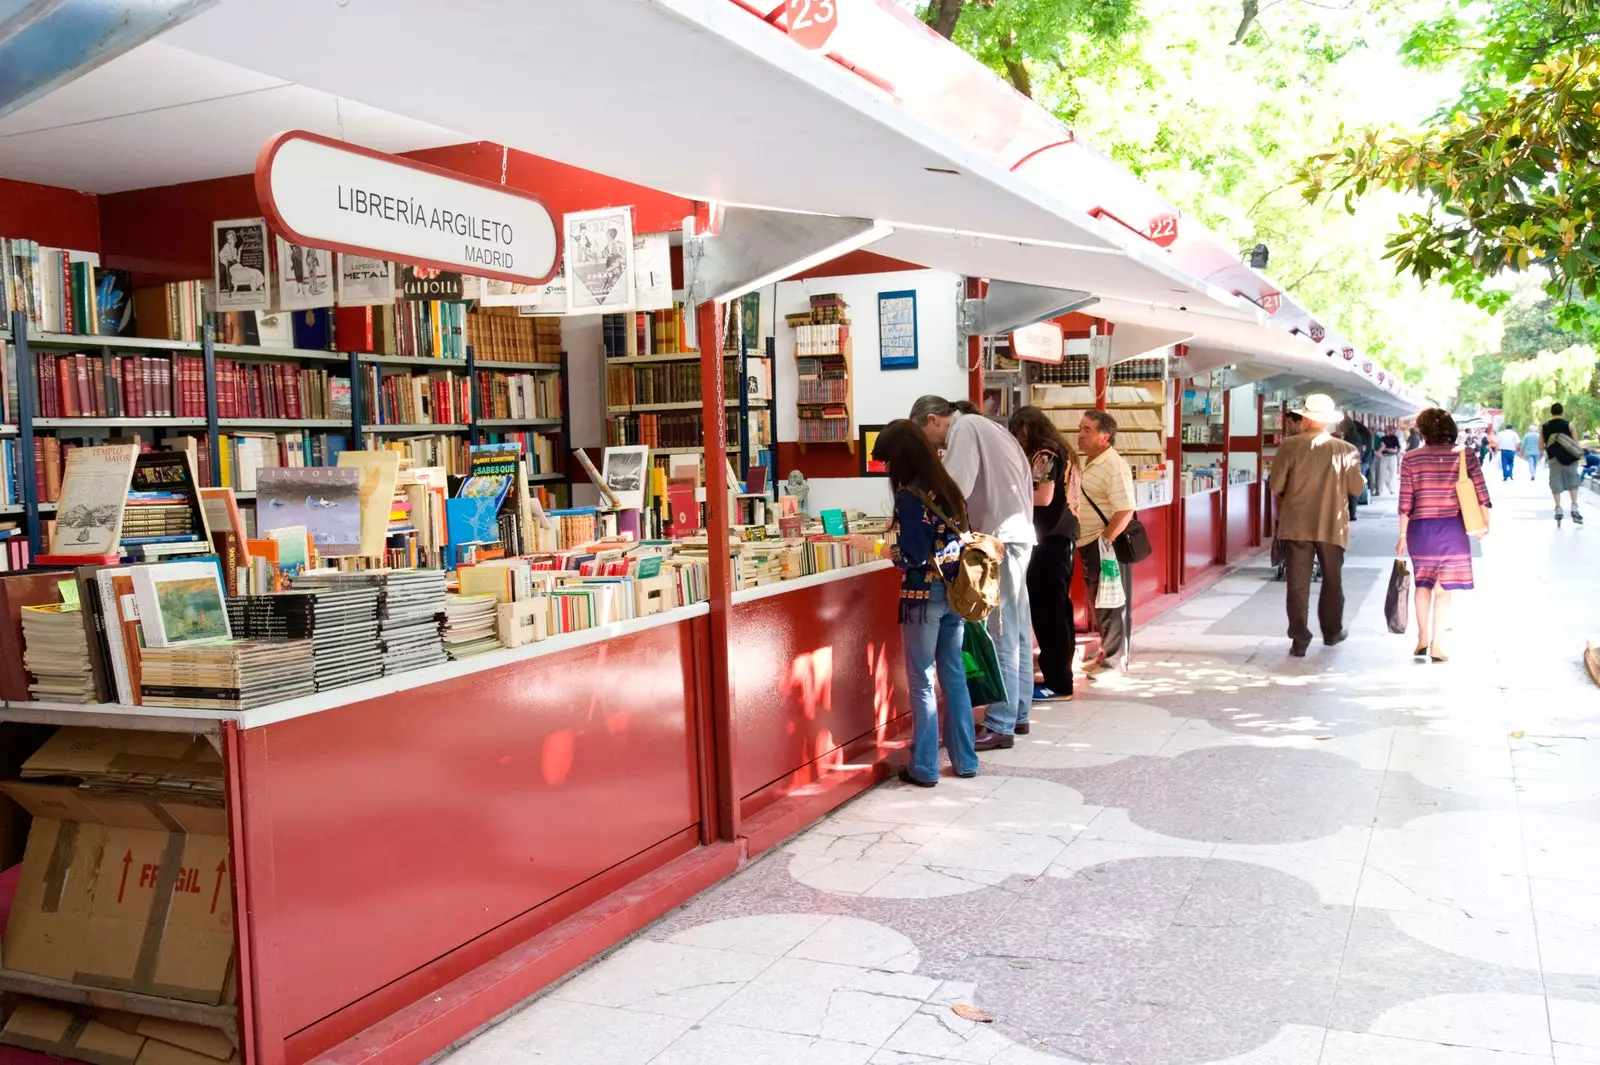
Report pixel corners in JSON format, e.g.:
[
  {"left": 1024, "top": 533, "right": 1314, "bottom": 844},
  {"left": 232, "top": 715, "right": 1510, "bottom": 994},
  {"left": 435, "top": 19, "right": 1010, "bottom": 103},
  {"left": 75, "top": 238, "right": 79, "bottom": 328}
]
[{"left": 787, "top": 0, "right": 838, "bottom": 50}]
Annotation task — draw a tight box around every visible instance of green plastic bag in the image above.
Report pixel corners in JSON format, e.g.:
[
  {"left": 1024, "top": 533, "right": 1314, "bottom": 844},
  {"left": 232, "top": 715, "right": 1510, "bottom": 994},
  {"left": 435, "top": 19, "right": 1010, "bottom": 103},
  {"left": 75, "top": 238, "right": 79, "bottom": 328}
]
[{"left": 962, "top": 620, "right": 1007, "bottom": 707}]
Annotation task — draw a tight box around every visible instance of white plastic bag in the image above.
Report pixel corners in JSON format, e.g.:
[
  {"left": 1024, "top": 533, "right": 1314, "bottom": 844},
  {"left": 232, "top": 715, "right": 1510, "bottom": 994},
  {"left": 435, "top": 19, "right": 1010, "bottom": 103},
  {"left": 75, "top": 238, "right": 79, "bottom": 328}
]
[{"left": 1095, "top": 539, "right": 1126, "bottom": 610}]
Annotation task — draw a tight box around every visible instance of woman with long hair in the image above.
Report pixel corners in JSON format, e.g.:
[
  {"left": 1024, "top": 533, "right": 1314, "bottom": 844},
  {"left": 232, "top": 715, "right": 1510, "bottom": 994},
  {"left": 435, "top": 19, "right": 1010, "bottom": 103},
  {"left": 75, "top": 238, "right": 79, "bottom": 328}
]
[
  {"left": 1008, "top": 406, "right": 1081, "bottom": 701},
  {"left": 870, "top": 420, "right": 979, "bottom": 786},
  {"left": 1396, "top": 407, "right": 1491, "bottom": 662}
]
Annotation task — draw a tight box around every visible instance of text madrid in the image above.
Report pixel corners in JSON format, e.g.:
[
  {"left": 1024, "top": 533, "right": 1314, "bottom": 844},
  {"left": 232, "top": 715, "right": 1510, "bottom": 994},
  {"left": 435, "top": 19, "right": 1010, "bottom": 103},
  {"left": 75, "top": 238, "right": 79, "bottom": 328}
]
[{"left": 336, "top": 186, "right": 518, "bottom": 266}]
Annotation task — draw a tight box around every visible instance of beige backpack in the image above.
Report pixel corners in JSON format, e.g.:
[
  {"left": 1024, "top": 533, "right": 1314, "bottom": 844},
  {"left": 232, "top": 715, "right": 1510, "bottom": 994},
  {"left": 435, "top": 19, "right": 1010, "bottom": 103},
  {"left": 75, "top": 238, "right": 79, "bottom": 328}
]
[{"left": 909, "top": 489, "right": 1003, "bottom": 622}]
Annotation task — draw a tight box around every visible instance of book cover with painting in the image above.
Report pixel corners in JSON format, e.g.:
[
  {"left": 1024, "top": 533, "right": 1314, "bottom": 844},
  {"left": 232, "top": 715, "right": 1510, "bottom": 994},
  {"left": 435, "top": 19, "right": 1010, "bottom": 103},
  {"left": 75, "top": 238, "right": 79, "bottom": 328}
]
[
  {"left": 50, "top": 445, "right": 140, "bottom": 556},
  {"left": 335, "top": 449, "right": 401, "bottom": 557},
  {"left": 256, "top": 467, "right": 361, "bottom": 556},
  {"left": 131, "top": 560, "right": 231, "bottom": 648}
]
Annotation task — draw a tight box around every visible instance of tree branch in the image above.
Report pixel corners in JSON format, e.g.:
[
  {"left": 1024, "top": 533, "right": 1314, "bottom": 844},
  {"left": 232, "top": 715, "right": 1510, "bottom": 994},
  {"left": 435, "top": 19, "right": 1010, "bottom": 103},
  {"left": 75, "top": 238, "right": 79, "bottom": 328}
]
[{"left": 1001, "top": 29, "right": 1032, "bottom": 97}]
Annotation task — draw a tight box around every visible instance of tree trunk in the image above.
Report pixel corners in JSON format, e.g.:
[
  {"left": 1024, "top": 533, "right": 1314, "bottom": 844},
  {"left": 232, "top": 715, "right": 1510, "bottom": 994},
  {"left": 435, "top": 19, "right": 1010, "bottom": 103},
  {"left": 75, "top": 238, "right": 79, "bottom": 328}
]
[
  {"left": 924, "top": 0, "right": 964, "bottom": 38},
  {"left": 1001, "top": 29, "right": 1031, "bottom": 97}
]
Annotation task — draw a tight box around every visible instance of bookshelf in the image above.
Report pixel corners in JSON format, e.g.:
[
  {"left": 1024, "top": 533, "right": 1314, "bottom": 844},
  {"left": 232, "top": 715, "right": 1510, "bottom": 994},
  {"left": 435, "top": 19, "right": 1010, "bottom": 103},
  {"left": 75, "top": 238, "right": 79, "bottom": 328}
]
[
  {"left": 4, "top": 308, "right": 575, "bottom": 552},
  {"left": 1028, "top": 351, "right": 1174, "bottom": 508},
  {"left": 791, "top": 293, "right": 853, "bottom": 453}
]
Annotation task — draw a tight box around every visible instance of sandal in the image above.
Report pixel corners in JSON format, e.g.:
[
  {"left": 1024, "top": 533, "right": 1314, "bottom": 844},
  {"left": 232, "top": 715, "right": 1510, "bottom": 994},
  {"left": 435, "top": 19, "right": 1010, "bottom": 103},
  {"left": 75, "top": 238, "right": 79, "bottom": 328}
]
[
  {"left": 1413, "top": 643, "right": 1429, "bottom": 659},
  {"left": 1430, "top": 650, "right": 1449, "bottom": 664}
]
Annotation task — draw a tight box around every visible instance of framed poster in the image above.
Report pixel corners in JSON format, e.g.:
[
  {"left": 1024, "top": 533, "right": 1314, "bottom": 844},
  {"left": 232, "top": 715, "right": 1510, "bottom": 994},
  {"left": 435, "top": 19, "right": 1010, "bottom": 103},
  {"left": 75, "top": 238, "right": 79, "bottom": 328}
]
[
  {"left": 878, "top": 289, "right": 918, "bottom": 371},
  {"left": 565, "top": 206, "right": 635, "bottom": 312},
  {"left": 213, "top": 218, "right": 271, "bottom": 311},
  {"left": 859, "top": 424, "right": 888, "bottom": 477},
  {"left": 336, "top": 254, "right": 396, "bottom": 306},
  {"left": 275, "top": 236, "right": 334, "bottom": 311}
]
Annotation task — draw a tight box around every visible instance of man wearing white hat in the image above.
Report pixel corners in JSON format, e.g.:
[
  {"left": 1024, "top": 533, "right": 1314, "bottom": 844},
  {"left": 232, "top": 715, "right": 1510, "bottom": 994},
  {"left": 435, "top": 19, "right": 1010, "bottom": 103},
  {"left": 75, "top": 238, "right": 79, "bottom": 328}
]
[{"left": 1268, "top": 394, "right": 1368, "bottom": 657}]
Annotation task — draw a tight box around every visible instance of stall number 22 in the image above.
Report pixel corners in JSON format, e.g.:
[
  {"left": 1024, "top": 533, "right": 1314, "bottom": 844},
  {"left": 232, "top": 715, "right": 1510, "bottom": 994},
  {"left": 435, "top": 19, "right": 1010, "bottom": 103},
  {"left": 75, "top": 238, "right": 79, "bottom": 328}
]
[{"left": 787, "top": 0, "right": 838, "bottom": 50}]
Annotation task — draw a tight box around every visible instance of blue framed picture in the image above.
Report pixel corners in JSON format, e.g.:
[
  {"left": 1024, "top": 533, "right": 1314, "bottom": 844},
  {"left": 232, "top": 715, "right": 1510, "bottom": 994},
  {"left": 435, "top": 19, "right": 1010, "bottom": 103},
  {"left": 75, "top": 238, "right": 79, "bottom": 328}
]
[{"left": 878, "top": 289, "right": 918, "bottom": 371}]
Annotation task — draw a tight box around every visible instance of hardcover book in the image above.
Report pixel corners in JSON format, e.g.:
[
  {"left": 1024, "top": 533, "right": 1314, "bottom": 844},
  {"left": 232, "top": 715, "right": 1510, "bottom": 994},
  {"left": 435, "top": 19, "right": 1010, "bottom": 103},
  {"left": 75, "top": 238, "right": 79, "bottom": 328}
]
[{"left": 130, "top": 560, "right": 231, "bottom": 649}]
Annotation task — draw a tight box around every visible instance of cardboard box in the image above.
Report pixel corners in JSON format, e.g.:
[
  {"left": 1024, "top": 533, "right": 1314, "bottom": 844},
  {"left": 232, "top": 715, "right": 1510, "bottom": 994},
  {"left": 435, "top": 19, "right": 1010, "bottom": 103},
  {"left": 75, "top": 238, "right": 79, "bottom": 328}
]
[
  {"left": 1, "top": 1000, "right": 146, "bottom": 1065},
  {"left": 1, "top": 782, "right": 234, "bottom": 1004},
  {"left": 21, "top": 729, "right": 223, "bottom": 791}
]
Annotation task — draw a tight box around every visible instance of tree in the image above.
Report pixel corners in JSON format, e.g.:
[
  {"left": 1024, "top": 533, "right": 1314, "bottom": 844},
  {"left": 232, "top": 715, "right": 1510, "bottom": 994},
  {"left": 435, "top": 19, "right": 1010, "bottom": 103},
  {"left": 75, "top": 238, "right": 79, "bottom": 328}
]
[
  {"left": 1456, "top": 353, "right": 1508, "bottom": 409},
  {"left": 1502, "top": 344, "right": 1600, "bottom": 434},
  {"left": 919, "top": 0, "right": 1146, "bottom": 97},
  {"left": 1295, "top": 1, "right": 1600, "bottom": 322}
]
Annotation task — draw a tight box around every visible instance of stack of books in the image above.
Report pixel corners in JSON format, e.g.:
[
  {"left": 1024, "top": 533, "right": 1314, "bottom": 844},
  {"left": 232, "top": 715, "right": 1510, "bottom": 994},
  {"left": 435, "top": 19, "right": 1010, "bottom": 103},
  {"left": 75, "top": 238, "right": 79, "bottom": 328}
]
[
  {"left": 228, "top": 586, "right": 384, "bottom": 692},
  {"left": 442, "top": 594, "right": 500, "bottom": 659},
  {"left": 291, "top": 569, "right": 445, "bottom": 676},
  {"left": 139, "top": 639, "right": 316, "bottom": 710},
  {"left": 19, "top": 603, "right": 95, "bottom": 702}
]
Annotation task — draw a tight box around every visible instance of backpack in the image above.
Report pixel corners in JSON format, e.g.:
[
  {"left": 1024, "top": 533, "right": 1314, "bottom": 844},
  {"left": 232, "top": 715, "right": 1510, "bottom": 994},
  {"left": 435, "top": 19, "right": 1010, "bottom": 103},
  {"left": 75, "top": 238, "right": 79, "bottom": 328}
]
[{"left": 909, "top": 488, "right": 1003, "bottom": 622}]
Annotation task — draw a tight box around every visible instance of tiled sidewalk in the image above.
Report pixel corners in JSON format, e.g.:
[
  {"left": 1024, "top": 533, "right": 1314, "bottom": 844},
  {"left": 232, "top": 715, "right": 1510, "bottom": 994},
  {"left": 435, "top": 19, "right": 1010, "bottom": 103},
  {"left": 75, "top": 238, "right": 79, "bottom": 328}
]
[{"left": 441, "top": 474, "right": 1600, "bottom": 1064}]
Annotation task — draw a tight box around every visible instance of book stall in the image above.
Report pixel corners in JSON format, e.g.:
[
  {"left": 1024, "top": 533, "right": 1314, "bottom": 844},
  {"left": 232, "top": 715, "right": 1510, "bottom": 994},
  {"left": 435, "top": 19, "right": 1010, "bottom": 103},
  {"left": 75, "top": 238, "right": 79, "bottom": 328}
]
[{"left": 0, "top": 4, "right": 1437, "bottom": 1065}]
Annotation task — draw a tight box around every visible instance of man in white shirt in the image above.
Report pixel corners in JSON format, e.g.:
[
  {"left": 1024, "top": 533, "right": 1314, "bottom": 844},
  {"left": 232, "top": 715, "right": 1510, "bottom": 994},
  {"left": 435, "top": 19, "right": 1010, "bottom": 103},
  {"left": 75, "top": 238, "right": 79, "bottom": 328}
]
[
  {"left": 1496, "top": 423, "right": 1520, "bottom": 482},
  {"left": 911, "top": 396, "right": 1036, "bottom": 750},
  {"left": 1077, "top": 410, "right": 1138, "bottom": 674}
]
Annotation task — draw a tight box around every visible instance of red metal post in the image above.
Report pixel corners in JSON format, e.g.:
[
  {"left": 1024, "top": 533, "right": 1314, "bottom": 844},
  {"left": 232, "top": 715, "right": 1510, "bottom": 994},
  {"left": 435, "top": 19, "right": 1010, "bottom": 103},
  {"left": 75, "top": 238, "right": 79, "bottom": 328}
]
[
  {"left": 1252, "top": 393, "right": 1265, "bottom": 547},
  {"left": 1166, "top": 379, "right": 1184, "bottom": 594},
  {"left": 1219, "top": 386, "right": 1231, "bottom": 565},
  {"left": 696, "top": 298, "right": 739, "bottom": 842}
]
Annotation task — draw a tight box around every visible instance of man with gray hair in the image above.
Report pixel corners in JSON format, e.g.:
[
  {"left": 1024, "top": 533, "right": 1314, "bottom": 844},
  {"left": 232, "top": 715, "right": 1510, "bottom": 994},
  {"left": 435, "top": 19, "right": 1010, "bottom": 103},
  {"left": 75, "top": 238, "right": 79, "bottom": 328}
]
[
  {"left": 1077, "top": 409, "right": 1138, "bottom": 674},
  {"left": 911, "top": 395, "right": 1036, "bottom": 751}
]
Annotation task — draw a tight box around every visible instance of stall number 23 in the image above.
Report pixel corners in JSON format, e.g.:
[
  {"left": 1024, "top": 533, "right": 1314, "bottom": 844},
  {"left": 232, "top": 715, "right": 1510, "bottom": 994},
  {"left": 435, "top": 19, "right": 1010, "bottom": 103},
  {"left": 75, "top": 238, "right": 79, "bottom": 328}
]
[{"left": 787, "top": 0, "right": 838, "bottom": 50}]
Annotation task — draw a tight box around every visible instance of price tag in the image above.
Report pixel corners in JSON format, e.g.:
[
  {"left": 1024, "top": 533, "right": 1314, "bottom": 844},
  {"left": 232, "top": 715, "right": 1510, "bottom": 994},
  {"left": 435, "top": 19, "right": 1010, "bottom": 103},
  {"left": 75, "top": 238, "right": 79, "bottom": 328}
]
[
  {"left": 786, "top": 0, "right": 838, "bottom": 50},
  {"left": 57, "top": 580, "right": 80, "bottom": 611}
]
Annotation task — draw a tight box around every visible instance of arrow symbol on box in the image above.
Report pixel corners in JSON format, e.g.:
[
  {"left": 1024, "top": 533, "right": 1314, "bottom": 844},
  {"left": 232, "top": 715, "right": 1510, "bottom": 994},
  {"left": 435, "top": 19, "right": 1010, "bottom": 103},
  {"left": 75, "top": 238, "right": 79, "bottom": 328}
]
[
  {"left": 117, "top": 850, "right": 132, "bottom": 903},
  {"left": 211, "top": 860, "right": 227, "bottom": 915}
]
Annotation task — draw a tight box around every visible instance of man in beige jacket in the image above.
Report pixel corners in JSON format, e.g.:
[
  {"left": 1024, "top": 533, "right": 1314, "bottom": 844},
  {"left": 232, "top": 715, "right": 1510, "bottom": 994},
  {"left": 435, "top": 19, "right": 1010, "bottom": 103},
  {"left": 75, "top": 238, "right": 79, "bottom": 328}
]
[{"left": 1268, "top": 395, "right": 1367, "bottom": 657}]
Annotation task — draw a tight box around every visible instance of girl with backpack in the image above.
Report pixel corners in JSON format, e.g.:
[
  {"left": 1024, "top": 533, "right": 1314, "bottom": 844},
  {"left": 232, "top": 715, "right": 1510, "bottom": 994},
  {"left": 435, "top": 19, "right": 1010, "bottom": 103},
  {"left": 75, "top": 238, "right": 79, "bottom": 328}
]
[{"left": 869, "top": 420, "right": 980, "bottom": 787}]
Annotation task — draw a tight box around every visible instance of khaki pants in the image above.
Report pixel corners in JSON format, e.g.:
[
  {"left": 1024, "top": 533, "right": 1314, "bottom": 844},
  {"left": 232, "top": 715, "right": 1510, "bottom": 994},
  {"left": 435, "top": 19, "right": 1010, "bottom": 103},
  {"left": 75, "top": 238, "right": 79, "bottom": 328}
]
[{"left": 1281, "top": 540, "right": 1345, "bottom": 645}]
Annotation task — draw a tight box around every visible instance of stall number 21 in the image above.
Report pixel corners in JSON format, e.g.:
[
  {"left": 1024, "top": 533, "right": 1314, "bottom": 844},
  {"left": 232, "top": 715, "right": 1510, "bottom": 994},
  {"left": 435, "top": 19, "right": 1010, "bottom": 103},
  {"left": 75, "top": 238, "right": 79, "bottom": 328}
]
[{"left": 787, "top": 0, "right": 838, "bottom": 50}]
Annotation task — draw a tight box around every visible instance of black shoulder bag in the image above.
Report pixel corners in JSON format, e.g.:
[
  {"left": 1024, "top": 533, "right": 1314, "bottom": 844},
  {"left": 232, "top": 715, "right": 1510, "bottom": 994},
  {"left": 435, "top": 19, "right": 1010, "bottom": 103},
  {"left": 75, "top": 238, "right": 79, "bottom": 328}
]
[{"left": 1084, "top": 491, "right": 1152, "bottom": 565}]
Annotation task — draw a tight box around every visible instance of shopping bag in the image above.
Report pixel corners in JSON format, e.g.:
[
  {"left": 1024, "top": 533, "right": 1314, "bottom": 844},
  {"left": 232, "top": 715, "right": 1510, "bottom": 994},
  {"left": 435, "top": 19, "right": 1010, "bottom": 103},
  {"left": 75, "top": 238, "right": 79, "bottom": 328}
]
[
  {"left": 962, "top": 620, "right": 1008, "bottom": 707},
  {"left": 1384, "top": 558, "right": 1411, "bottom": 635},
  {"left": 1095, "top": 541, "right": 1126, "bottom": 610}
]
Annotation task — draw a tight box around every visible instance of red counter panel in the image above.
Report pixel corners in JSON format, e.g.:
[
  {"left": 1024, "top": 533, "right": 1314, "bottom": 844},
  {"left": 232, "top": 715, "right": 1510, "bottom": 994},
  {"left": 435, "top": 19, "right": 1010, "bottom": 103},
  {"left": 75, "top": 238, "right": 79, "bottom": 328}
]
[
  {"left": 1227, "top": 483, "right": 1255, "bottom": 559},
  {"left": 1184, "top": 492, "right": 1222, "bottom": 585},
  {"left": 235, "top": 619, "right": 702, "bottom": 1045},
  {"left": 1130, "top": 506, "right": 1171, "bottom": 609},
  {"left": 729, "top": 568, "right": 909, "bottom": 811}
]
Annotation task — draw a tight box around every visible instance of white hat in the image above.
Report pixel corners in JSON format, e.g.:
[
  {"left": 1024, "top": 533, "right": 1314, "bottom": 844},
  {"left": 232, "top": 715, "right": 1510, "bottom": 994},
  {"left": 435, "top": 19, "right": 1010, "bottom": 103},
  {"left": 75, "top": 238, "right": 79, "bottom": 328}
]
[{"left": 1294, "top": 394, "right": 1342, "bottom": 421}]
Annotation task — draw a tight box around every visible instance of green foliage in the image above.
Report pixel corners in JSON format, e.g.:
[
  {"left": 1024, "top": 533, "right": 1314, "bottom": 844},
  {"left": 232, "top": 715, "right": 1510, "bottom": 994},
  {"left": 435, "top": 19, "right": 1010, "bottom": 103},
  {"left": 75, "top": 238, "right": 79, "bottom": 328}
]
[
  {"left": 1501, "top": 344, "right": 1600, "bottom": 433},
  {"left": 1455, "top": 353, "right": 1510, "bottom": 409},
  {"left": 939, "top": 0, "right": 1146, "bottom": 96}
]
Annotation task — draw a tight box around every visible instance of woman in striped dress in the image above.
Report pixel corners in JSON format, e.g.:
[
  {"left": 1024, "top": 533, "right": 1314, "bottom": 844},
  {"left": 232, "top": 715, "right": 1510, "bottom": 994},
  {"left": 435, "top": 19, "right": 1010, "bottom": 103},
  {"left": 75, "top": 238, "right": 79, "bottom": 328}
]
[{"left": 1396, "top": 408, "right": 1491, "bottom": 662}]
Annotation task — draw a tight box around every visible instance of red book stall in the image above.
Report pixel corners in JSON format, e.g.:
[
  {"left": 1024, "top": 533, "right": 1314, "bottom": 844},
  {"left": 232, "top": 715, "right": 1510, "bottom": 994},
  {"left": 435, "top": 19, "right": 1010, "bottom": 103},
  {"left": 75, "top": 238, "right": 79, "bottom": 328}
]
[{"left": 0, "top": 5, "right": 1430, "bottom": 1065}]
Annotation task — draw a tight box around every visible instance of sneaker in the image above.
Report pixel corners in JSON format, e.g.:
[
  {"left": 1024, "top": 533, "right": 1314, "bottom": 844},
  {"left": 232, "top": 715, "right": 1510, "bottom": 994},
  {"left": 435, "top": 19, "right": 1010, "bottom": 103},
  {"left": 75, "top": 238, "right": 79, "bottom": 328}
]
[
  {"left": 1574, "top": 508, "right": 1585, "bottom": 525},
  {"left": 1557, "top": 507, "right": 1565, "bottom": 526},
  {"left": 1033, "top": 685, "right": 1074, "bottom": 702}
]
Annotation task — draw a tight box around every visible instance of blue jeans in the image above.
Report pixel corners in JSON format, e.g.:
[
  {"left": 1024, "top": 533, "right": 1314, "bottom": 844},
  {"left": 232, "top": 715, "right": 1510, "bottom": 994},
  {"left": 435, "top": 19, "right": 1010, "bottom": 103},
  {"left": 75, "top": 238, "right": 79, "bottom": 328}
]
[
  {"left": 1527, "top": 453, "right": 1540, "bottom": 479},
  {"left": 1501, "top": 450, "right": 1516, "bottom": 481},
  {"left": 901, "top": 584, "right": 977, "bottom": 783},
  {"left": 981, "top": 542, "right": 1034, "bottom": 736}
]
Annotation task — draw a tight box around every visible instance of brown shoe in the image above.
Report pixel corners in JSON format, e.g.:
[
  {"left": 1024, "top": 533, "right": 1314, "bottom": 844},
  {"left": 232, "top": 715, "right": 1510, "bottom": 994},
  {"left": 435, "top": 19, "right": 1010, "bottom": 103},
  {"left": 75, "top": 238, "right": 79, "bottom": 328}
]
[{"left": 974, "top": 726, "right": 1014, "bottom": 751}]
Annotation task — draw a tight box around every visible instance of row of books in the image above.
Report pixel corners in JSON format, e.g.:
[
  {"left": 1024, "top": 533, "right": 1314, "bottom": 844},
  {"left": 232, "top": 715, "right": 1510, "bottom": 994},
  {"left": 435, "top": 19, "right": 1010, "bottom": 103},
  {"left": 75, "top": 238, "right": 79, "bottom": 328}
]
[
  {"left": 476, "top": 370, "right": 562, "bottom": 420},
  {"left": 360, "top": 366, "right": 470, "bottom": 426},
  {"left": 1030, "top": 354, "right": 1094, "bottom": 385},
  {"left": 797, "top": 411, "right": 852, "bottom": 443},
  {"left": 465, "top": 310, "right": 561, "bottom": 363},
  {"left": 480, "top": 430, "right": 561, "bottom": 477},
  {"left": 795, "top": 377, "right": 849, "bottom": 404},
  {"left": 34, "top": 352, "right": 201, "bottom": 419},
  {"left": 604, "top": 359, "right": 737, "bottom": 407},
  {"left": 337, "top": 302, "right": 466, "bottom": 360},
  {"left": 792, "top": 322, "right": 850, "bottom": 355},
  {"left": 216, "top": 359, "right": 350, "bottom": 421},
  {"left": 0, "top": 240, "right": 139, "bottom": 337},
  {"left": 601, "top": 305, "right": 691, "bottom": 358},
  {"left": 606, "top": 411, "right": 738, "bottom": 449}
]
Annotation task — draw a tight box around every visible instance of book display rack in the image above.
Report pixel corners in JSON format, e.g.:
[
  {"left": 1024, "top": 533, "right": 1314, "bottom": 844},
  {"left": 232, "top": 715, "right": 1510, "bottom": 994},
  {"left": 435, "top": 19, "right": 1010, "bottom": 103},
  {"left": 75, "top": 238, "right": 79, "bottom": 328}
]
[
  {"left": 1028, "top": 350, "right": 1173, "bottom": 509},
  {"left": 2, "top": 307, "right": 573, "bottom": 553},
  {"left": 791, "top": 292, "right": 854, "bottom": 451}
]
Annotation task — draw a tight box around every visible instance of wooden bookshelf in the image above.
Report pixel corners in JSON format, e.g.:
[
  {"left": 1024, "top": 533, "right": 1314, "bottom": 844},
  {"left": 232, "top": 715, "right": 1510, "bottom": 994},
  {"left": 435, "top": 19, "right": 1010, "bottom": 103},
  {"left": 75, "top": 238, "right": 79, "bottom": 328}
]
[{"left": 793, "top": 295, "right": 854, "bottom": 454}]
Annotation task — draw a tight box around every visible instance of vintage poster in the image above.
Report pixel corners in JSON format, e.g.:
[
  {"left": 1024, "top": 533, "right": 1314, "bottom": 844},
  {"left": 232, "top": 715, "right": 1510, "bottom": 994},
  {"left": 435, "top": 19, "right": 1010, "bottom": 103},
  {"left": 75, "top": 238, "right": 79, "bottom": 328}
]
[
  {"left": 276, "top": 236, "right": 335, "bottom": 311},
  {"left": 633, "top": 231, "right": 672, "bottom": 311},
  {"left": 480, "top": 277, "right": 543, "bottom": 307},
  {"left": 565, "top": 206, "right": 634, "bottom": 312},
  {"left": 213, "top": 218, "right": 271, "bottom": 311},
  {"left": 336, "top": 254, "right": 396, "bottom": 307},
  {"left": 399, "top": 265, "right": 464, "bottom": 302},
  {"left": 878, "top": 289, "right": 918, "bottom": 371}
]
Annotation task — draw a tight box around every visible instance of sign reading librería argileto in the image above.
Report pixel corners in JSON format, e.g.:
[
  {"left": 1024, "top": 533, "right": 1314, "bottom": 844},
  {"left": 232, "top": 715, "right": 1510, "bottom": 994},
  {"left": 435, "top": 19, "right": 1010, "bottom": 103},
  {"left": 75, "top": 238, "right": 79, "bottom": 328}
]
[{"left": 255, "top": 131, "right": 559, "bottom": 285}]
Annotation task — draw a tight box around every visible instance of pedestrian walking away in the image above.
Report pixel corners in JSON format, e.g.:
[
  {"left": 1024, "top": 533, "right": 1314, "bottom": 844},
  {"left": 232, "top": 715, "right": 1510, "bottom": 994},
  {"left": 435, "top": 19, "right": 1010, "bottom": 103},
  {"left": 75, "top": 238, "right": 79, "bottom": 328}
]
[
  {"left": 1269, "top": 394, "right": 1367, "bottom": 657},
  {"left": 1397, "top": 408, "right": 1491, "bottom": 662},
  {"left": 1077, "top": 410, "right": 1138, "bottom": 677},
  {"left": 910, "top": 396, "right": 1035, "bottom": 750},
  {"left": 1542, "top": 402, "right": 1586, "bottom": 526},
  {"left": 1523, "top": 425, "right": 1542, "bottom": 480},
  {"left": 1497, "top": 422, "right": 1520, "bottom": 481},
  {"left": 1009, "top": 406, "right": 1081, "bottom": 703},
  {"left": 864, "top": 421, "right": 979, "bottom": 787}
]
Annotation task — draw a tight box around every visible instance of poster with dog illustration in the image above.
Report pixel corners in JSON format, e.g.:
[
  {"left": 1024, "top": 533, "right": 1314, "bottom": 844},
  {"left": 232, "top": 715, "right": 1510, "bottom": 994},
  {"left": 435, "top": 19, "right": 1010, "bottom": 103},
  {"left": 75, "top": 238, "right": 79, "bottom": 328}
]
[{"left": 213, "top": 218, "right": 271, "bottom": 311}]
